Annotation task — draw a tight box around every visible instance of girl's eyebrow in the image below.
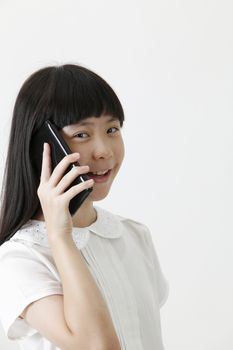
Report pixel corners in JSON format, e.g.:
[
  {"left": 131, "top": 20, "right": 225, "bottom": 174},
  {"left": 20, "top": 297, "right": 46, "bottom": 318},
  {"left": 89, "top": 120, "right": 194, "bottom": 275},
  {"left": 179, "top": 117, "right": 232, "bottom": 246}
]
[{"left": 77, "top": 116, "right": 119, "bottom": 126}]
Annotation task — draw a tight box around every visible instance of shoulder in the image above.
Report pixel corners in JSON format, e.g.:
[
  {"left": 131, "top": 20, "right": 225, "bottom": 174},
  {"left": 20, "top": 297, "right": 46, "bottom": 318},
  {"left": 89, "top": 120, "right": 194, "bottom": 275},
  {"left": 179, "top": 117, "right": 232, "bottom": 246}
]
[
  {"left": 0, "top": 236, "right": 62, "bottom": 341},
  {"left": 97, "top": 206, "right": 151, "bottom": 243},
  {"left": 0, "top": 239, "right": 32, "bottom": 262},
  {"left": 0, "top": 227, "right": 53, "bottom": 279},
  {"left": 0, "top": 239, "right": 41, "bottom": 283},
  {"left": 0, "top": 230, "right": 62, "bottom": 300},
  {"left": 119, "top": 213, "right": 150, "bottom": 237}
]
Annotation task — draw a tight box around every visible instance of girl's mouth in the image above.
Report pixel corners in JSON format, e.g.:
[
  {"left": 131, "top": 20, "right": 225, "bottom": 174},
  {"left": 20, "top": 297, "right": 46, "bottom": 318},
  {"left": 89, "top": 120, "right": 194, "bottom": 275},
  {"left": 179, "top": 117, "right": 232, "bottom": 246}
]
[{"left": 87, "top": 169, "right": 112, "bottom": 183}]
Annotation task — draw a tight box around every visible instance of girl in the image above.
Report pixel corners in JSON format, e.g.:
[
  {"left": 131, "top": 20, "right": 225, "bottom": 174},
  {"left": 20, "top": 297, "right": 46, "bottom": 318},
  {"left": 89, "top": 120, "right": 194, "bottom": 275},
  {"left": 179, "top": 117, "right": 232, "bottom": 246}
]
[{"left": 0, "top": 64, "right": 169, "bottom": 350}]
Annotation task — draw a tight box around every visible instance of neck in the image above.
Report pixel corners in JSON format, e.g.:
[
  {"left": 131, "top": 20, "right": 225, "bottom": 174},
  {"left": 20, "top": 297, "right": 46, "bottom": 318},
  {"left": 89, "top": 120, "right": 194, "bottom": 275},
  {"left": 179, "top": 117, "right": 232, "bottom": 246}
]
[
  {"left": 72, "top": 200, "right": 97, "bottom": 228},
  {"left": 32, "top": 200, "right": 97, "bottom": 228}
]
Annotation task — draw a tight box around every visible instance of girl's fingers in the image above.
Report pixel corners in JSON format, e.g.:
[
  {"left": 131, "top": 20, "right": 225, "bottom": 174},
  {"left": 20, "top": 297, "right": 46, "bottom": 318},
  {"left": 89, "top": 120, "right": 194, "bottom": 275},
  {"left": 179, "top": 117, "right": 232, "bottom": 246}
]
[
  {"left": 49, "top": 152, "right": 81, "bottom": 187},
  {"left": 55, "top": 165, "right": 91, "bottom": 194},
  {"left": 40, "top": 143, "right": 52, "bottom": 182},
  {"left": 62, "top": 179, "right": 94, "bottom": 203}
]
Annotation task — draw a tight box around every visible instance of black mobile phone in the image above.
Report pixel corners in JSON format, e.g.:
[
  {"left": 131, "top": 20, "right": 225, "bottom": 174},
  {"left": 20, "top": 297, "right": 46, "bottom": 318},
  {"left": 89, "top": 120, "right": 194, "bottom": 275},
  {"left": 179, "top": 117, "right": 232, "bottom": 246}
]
[{"left": 30, "top": 120, "right": 93, "bottom": 215}]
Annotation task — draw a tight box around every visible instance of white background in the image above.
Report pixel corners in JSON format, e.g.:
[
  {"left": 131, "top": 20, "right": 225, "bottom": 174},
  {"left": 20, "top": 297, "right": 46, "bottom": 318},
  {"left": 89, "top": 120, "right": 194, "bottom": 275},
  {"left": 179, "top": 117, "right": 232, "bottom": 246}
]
[{"left": 0, "top": 0, "right": 233, "bottom": 349}]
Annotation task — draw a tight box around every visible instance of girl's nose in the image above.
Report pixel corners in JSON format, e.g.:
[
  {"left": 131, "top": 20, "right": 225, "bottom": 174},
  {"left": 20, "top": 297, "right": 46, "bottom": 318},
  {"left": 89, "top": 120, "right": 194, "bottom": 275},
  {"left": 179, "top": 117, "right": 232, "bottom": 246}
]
[{"left": 92, "top": 140, "right": 113, "bottom": 160}]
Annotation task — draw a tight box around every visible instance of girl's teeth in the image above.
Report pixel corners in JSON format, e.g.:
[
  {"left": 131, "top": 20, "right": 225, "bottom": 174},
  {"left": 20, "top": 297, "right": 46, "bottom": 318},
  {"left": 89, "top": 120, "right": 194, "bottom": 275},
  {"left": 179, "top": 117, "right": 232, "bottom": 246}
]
[{"left": 92, "top": 169, "right": 108, "bottom": 175}]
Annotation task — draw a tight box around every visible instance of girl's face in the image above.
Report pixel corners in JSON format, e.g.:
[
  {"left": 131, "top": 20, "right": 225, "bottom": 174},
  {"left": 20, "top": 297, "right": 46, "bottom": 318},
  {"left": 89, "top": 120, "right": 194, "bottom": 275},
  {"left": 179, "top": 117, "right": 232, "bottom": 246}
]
[{"left": 60, "top": 114, "right": 125, "bottom": 201}]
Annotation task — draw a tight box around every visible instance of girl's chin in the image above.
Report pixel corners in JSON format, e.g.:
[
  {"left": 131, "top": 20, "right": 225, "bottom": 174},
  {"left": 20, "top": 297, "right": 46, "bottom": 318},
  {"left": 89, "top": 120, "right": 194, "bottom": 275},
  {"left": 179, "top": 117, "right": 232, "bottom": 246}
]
[{"left": 88, "top": 187, "right": 111, "bottom": 201}]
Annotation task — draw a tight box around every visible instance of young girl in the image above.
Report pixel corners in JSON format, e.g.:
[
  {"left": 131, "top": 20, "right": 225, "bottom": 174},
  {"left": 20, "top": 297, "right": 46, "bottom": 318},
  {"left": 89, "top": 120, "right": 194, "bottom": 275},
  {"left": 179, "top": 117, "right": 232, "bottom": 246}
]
[{"left": 0, "top": 64, "right": 169, "bottom": 350}]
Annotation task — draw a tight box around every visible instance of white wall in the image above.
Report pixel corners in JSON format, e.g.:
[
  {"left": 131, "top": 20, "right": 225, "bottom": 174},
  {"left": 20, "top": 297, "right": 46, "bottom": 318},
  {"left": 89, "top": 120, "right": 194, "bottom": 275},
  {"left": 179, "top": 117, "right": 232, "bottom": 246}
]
[{"left": 0, "top": 0, "right": 233, "bottom": 349}]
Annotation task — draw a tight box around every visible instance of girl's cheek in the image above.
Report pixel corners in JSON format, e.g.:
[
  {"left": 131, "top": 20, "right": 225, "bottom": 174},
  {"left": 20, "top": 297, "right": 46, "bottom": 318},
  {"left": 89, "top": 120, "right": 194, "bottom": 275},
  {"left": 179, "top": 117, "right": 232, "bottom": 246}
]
[
  {"left": 116, "top": 140, "right": 125, "bottom": 159},
  {"left": 77, "top": 150, "right": 91, "bottom": 166}
]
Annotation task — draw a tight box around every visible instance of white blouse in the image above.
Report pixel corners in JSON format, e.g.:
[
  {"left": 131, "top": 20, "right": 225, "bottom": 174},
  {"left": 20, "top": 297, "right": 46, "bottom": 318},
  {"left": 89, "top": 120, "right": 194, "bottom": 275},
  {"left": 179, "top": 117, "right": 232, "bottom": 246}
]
[{"left": 0, "top": 206, "right": 169, "bottom": 350}]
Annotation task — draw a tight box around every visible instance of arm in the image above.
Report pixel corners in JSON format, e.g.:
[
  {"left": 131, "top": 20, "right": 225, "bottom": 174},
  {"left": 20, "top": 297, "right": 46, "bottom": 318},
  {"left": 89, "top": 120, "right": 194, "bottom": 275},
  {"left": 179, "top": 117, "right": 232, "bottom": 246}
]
[
  {"left": 49, "top": 233, "right": 120, "bottom": 349},
  {"left": 22, "top": 234, "right": 120, "bottom": 350},
  {"left": 22, "top": 144, "right": 121, "bottom": 349}
]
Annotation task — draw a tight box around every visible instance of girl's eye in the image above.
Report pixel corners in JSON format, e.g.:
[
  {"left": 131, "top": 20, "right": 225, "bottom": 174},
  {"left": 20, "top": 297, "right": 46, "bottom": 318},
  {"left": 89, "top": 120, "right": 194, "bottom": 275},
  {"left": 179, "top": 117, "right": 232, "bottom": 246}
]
[
  {"left": 74, "top": 132, "right": 89, "bottom": 139},
  {"left": 107, "top": 127, "right": 119, "bottom": 134}
]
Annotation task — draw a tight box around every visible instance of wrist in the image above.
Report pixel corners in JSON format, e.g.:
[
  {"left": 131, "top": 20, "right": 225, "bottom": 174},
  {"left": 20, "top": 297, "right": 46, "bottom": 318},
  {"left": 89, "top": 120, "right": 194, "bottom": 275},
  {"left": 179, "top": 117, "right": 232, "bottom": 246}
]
[{"left": 48, "top": 231, "right": 74, "bottom": 247}]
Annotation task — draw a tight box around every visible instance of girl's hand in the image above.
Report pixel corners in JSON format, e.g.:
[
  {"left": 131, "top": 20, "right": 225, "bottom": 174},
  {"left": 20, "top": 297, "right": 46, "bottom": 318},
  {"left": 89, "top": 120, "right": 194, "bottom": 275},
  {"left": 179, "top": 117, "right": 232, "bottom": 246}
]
[{"left": 37, "top": 143, "right": 94, "bottom": 240}]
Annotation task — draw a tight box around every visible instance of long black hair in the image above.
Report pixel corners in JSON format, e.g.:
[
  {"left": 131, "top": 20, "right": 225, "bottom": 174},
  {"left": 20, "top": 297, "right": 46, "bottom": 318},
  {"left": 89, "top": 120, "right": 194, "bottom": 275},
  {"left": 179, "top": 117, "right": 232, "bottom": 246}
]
[{"left": 0, "top": 64, "right": 124, "bottom": 245}]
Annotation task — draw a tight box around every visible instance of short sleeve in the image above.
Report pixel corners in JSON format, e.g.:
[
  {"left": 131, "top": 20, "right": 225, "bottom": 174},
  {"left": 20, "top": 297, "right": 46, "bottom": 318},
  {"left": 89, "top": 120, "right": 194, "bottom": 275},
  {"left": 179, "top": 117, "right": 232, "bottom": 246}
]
[
  {"left": 0, "top": 240, "right": 63, "bottom": 340},
  {"left": 142, "top": 225, "right": 169, "bottom": 308}
]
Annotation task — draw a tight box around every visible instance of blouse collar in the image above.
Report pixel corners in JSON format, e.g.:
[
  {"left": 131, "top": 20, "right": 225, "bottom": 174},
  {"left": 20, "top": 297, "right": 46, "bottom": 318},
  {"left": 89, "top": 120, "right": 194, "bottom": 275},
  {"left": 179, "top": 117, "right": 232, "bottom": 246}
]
[{"left": 11, "top": 206, "right": 123, "bottom": 249}]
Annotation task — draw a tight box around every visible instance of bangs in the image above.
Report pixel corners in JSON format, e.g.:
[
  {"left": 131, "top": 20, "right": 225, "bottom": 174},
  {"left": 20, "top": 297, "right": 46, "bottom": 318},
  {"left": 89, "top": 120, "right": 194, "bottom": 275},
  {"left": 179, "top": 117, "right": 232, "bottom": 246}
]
[{"left": 43, "top": 65, "right": 124, "bottom": 130}]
